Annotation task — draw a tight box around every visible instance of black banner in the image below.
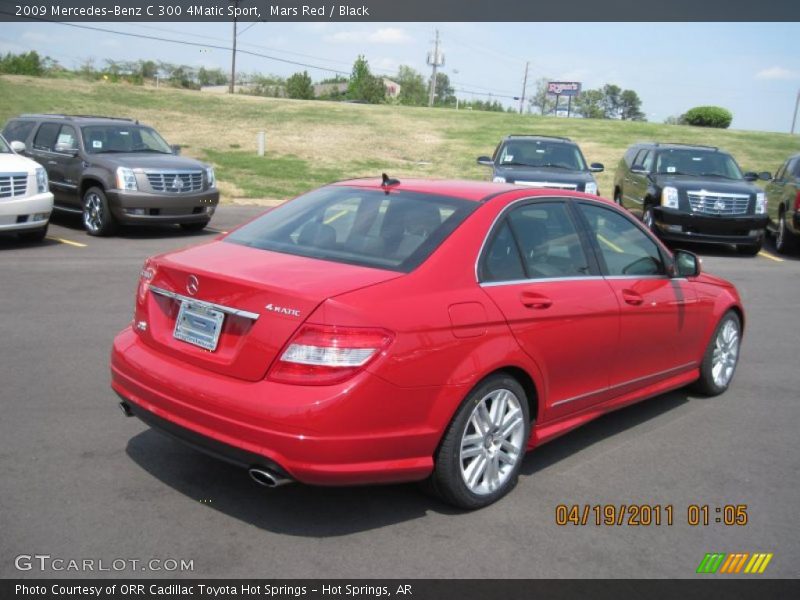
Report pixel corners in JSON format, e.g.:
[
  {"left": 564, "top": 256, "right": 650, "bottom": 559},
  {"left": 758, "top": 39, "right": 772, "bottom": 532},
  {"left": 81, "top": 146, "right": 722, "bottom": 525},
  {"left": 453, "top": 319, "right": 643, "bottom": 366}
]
[
  {"left": 3, "top": 580, "right": 800, "bottom": 600},
  {"left": 3, "top": 0, "right": 800, "bottom": 22}
]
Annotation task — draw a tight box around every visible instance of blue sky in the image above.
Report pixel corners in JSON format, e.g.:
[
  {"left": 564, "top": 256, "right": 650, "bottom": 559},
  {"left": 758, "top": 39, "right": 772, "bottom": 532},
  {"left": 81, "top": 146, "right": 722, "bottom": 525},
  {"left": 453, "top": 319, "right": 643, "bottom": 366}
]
[{"left": 1, "top": 21, "right": 799, "bottom": 133}]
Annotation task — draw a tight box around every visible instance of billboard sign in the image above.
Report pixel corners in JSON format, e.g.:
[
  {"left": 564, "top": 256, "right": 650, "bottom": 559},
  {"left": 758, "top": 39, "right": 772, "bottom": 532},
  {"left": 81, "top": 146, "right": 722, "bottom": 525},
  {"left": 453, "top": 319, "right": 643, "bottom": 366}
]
[{"left": 547, "top": 81, "right": 582, "bottom": 96}]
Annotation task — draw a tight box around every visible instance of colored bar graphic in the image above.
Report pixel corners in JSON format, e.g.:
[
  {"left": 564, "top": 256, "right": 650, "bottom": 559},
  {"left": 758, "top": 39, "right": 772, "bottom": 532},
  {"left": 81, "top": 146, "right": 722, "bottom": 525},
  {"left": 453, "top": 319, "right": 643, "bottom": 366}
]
[
  {"left": 697, "top": 553, "right": 726, "bottom": 573},
  {"left": 701, "top": 552, "right": 773, "bottom": 574}
]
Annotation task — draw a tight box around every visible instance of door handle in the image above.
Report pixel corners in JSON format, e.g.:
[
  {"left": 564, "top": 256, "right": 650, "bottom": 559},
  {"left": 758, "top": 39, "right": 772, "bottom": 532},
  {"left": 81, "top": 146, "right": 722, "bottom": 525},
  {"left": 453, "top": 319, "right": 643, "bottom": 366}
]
[
  {"left": 47, "top": 160, "right": 57, "bottom": 165},
  {"left": 621, "top": 289, "right": 644, "bottom": 306},
  {"left": 520, "top": 291, "right": 553, "bottom": 309}
]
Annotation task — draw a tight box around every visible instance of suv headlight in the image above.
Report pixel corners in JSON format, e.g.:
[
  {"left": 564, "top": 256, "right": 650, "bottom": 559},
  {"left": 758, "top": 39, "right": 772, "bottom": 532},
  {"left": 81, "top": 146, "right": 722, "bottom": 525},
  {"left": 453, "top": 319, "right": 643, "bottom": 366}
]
[
  {"left": 755, "top": 192, "right": 766, "bottom": 214},
  {"left": 492, "top": 176, "right": 506, "bottom": 183},
  {"left": 661, "top": 186, "right": 679, "bottom": 209},
  {"left": 35, "top": 167, "right": 48, "bottom": 193},
  {"left": 116, "top": 167, "right": 138, "bottom": 191},
  {"left": 585, "top": 182, "right": 598, "bottom": 195},
  {"left": 205, "top": 167, "right": 216, "bottom": 188}
]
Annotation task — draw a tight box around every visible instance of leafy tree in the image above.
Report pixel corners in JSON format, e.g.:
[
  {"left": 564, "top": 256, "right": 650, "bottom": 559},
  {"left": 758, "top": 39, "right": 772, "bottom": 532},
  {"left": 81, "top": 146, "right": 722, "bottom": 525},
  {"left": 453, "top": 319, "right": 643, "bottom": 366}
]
[
  {"left": 431, "top": 72, "right": 455, "bottom": 106},
  {"left": 600, "top": 84, "right": 622, "bottom": 119},
  {"left": 682, "top": 106, "right": 732, "bottom": 129},
  {"left": 286, "top": 70, "right": 314, "bottom": 100},
  {"left": 619, "top": 89, "right": 646, "bottom": 121},
  {"left": 395, "top": 65, "right": 427, "bottom": 106},
  {"left": 574, "top": 89, "right": 604, "bottom": 119},
  {"left": 347, "top": 55, "right": 385, "bottom": 103},
  {"left": 0, "top": 51, "right": 44, "bottom": 76},
  {"left": 528, "top": 78, "right": 556, "bottom": 115}
]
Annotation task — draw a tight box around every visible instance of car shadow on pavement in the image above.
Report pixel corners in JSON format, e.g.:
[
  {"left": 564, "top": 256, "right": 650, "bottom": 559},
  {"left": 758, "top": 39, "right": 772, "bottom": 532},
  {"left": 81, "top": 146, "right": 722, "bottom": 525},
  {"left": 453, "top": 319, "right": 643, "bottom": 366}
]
[{"left": 125, "top": 389, "right": 692, "bottom": 536}]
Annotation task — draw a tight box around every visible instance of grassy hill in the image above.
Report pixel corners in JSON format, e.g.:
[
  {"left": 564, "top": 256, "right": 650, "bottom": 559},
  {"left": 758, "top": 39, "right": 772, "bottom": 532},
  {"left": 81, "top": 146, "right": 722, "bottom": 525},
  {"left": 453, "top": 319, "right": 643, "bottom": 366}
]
[{"left": 2, "top": 75, "right": 798, "bottom": 204}]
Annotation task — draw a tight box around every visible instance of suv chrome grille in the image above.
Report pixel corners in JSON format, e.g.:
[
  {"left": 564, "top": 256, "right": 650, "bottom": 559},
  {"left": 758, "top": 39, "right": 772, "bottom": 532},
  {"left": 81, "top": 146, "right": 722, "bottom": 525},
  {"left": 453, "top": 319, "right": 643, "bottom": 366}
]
[
  {"left": 0, "top": 173, "right": 28, "bottom": 199},
  {"left": 514, "top": 181, "right": 578, "bottom": 190},
  {"left": 687, "top": 191, "right": 750, "bottom": 216},
  {"left": 145, "top": 170, "right": 203, "bottom": 193}
]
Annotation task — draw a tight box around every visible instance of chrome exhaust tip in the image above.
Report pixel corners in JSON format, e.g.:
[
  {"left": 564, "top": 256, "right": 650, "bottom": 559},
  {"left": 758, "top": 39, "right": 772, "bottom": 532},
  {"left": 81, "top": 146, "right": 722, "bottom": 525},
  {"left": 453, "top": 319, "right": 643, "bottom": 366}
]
[
  {"left": 248, "top": 467, "right": 293, "bottom": 488},
  {"left": 118, "top": 401, "right": 134, "bottom": 417}
]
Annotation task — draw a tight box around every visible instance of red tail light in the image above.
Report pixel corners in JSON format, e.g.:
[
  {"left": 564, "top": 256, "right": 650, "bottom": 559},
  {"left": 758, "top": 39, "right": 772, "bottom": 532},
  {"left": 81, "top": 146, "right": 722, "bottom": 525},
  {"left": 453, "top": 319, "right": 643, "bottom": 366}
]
[{"left": 268, "top": 324, "right": 394, "bottom": 385}]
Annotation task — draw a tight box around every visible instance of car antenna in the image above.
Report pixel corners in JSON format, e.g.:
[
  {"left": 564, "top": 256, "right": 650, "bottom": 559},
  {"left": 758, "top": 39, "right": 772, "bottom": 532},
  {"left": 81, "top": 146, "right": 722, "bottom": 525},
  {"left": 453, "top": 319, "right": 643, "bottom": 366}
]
[{"left": 381, "top": 173, "right": 400, "bottom": 188}]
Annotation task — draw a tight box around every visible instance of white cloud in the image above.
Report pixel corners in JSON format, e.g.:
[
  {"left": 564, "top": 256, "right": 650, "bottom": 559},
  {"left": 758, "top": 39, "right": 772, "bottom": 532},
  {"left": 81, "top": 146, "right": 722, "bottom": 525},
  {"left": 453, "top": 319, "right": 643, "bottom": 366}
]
[
  {"left": 324, "top": 28, "right": 412, "bottom": 45},
  {"left": 755, "top": 66, "right": 798, "bottom": 80}
]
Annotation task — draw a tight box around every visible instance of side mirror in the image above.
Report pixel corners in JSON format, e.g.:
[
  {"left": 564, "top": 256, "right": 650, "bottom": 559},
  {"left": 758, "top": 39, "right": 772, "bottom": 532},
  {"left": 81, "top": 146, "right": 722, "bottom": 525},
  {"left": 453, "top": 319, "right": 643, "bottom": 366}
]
[
  {"left": 476, "top": 156, "right": 494, "bottom": 167},
  {"left": 54, "top": 143, "right": 78, "bottom": 156},
  {"left": 170, "top": 144, "right": 181, "bottom": 155},
  {"left": 673, "top": 249, "right": 701, "bottom": 278},
  {"left": 743, "top": 171, "right": 758, "bottom": 181},
  {"left": 630, "top": 167, "right": 648, "bottom": 175},
  {"left": 758, "top": 171, "right": 772, "bottom": 181},
  {"left": 10, "top": 140, "right": 26, "bottom": 153},
  {"left": 589, "top": 162, "right": 604, "bottom": 173}
]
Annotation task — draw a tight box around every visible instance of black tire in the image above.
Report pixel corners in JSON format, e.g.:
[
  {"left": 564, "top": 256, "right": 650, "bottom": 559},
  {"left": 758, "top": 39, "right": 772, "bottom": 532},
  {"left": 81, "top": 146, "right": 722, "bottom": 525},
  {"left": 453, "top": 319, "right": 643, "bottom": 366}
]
[
  {"left": 642, "top": 205, "right": 656, "bottom": 232},
  {"left": 180, "top": 220, "right": 210, "bottom": 233},
  {"left": 424, "top": 373, "right": 531, "bottom": 510},
  {"left": 18, "top": 223, "right": 48, "bottom": 243},
  {"left": 736, "top": 241, "right": 762, "bottom": 256},
  {"left": 82, "top": 186, "right": 117, "bottom": 236},
  {"left": 613, "top": 189, "right": 623, "bottom": 206},
  {"left": 775, "top": 211, "right": 797, "bottom": 255},
  {"left": 692, "top": 310, "right": 741, "bottom": 396}
]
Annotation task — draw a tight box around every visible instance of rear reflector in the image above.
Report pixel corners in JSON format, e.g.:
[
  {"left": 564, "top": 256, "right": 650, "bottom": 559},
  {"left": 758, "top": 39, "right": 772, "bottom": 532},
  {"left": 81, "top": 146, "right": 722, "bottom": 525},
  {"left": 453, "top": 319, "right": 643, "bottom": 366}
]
[{"left": 268, "top": 324, "right": 394, "bottom": 385}]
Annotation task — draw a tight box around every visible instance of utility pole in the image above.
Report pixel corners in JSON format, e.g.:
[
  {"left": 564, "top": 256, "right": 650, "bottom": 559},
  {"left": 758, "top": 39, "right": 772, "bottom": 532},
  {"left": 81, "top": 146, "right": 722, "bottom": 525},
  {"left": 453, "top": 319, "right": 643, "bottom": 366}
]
[
  {"left": 792, "top": 89, "right": 800, "bottom": 134},
  {"left": 229, "top": 0, "right": 239, "bottom": 94},
  {"left": 427, "top": 29, "right": 444, "bottom": 107},
  {"left": 519, "top": 61, "right": 529, "bottom": 114}
]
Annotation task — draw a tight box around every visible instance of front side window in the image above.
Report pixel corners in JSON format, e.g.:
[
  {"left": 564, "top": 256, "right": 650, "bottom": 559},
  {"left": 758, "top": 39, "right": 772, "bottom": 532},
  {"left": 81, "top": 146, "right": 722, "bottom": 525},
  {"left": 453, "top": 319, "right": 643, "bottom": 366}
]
[
  {"left": 81, "top": 125, "right": 172, "bottom": 154},
  {"left": 655, "top": 149, "right": 743, "bottom": 180},
  {"left": 226, "top": 187, "right": 477, "bottom": 272},
  {"left": 54, "top": 125, "right": 78, "bottom": 152},
  {"left": 578, "top": 203, "right": 665, "bottom": 276},
  {"left": 496, "top": 140, "right": 587, "bottom": 171}
]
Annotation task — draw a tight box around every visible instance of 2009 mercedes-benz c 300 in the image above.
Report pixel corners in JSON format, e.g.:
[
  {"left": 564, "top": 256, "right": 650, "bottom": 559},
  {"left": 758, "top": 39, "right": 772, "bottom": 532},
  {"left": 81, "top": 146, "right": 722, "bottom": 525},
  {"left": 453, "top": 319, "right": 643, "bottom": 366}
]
[{"left": 112, "top": 177, "right": 744, "bottom": 509}]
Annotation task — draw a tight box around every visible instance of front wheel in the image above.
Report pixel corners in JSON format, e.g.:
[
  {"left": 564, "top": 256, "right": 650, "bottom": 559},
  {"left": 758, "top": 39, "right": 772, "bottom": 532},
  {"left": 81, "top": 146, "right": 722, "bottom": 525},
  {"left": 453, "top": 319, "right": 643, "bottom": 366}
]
[
  {"left": 692, "top": 311, "right": 741, "bottom": 396},
  {"left": 83, "top": 187, "right": 117, "bottom": 236},
  {"left": 775, "top": 212, "right": 797, "bottom": 254},
  {"left": 425, "top": 374, "right": 531, "bottom": 510}
]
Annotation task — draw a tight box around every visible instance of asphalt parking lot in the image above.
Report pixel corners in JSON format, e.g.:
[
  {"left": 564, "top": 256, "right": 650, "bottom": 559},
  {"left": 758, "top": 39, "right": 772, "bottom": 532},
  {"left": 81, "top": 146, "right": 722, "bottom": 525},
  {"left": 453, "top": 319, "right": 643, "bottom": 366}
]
[{"left": 1, "top": 205, "right": 798, "bottom": 579}]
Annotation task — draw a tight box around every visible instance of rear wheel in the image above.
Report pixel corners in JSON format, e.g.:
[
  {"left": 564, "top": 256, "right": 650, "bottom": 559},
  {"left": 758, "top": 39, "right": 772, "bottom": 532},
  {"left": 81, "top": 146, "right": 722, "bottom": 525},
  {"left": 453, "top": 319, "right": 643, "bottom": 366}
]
[
  {"left": 18, "top": 223, "right": 48, "bottom": 243},
  {"left": 425, "top": 374, "right": 530, "bottom": 510},
  {"left": 613, "top": 189, "right": 623, "bottom": 206},
  {"left": 775, "top": 211, "right": 797, "bottom": 254},
  {"left": 692, "top": 311, "right": 741, "bottom": 396},
  {"left": 83, "top": 187, "right": 117, "bottom": 236},
  {"left": 180, "top": 220, "right": 210, "bottom": 233}
]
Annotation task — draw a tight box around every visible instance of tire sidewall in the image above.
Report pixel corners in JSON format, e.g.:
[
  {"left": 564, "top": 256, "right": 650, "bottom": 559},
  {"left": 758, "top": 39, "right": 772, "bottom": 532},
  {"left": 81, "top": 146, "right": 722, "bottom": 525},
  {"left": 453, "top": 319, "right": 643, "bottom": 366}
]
[
  {"left": 698, "top": 311, "right": 742, "bottom": 396},
  {"left": 83, "top": 186, "right": 115, "bottom": 236}
]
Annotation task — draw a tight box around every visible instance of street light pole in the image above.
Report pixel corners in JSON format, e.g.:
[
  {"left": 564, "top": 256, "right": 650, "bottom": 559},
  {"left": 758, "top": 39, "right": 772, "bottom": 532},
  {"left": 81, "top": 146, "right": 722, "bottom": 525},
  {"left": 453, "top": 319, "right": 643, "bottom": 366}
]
[{"left": 791, "top": 89, "right": 800, "bottom": 135}]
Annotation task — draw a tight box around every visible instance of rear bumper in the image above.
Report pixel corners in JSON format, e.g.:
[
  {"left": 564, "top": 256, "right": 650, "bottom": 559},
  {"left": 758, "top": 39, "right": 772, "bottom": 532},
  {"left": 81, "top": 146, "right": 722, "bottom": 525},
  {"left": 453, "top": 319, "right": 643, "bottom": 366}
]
[
  {"left": 653, "top": 207, "right": 767, "bottom": 245},
  {"left": 0, "top": 192, "right": 53, "bottom": 232},
  {"left": 111, "top": 327, "right": 463, "bottom": 485},
  {"left": 106, "top": 188, "right": 219, "bottom": 225}
]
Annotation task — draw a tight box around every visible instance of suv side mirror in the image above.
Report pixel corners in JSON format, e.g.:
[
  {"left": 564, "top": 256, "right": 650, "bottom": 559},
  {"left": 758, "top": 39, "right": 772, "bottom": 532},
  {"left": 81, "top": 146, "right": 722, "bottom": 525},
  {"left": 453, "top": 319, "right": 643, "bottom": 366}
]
[
  {"left": 743, "top": 171, "right": 758, "bottom": 181},
  {"left": 589, "top": 162, "right": 604, "bottom": 173},
  {"left": 477, "top": 156, "right": 494, "bottom": 167},
  {"left": 630, "top": 167, "right": 648, "bottom": 175},
  {"left": 170, "top": 144, "right": 181, "bottom": 155},
  {"left": 672, "top": 250, "right": 701, "bottom": 278},
  {"left": 10, "top": 140, "right": 26, "bottom": 153},
  {"left": 758, "top": 171, "right": 772, "bottom": 181}
]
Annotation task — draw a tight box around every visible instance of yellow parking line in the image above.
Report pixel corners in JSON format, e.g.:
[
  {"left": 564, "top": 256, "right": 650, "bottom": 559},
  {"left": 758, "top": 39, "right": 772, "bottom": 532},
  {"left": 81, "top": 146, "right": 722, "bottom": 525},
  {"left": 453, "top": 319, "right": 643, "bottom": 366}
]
[
  {"left": 597, "top": 234, "right": 624, "bottom": 253},
  {"left": 758, "top": 251, "right": 783, "bottom": 262},
  {"left": 47, "top": 236, "right": 87, "bottom": 248}
]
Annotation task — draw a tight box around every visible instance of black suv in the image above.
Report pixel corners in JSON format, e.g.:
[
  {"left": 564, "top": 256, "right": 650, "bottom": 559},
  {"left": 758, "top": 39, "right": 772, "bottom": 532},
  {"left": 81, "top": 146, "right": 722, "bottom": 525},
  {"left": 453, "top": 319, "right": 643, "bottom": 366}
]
[
  {"left": 477, "top": 135, "right": 604, "bottom": 194},
  {"left": 765, "top": 153, "right": 800, "bottom": 255},
  {"left": 613, "top": 143, "right": 770, "bottom": 255},
  {"left": 2, "top": 114, "right": 219, "bottom": 236}
]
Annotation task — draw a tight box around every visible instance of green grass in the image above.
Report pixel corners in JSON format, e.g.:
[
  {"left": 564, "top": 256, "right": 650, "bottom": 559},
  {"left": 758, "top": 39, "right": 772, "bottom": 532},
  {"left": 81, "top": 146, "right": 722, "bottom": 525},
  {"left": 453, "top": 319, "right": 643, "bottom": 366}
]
[{"left": 2, "top": 75, "right": 798, "bottom": 202}]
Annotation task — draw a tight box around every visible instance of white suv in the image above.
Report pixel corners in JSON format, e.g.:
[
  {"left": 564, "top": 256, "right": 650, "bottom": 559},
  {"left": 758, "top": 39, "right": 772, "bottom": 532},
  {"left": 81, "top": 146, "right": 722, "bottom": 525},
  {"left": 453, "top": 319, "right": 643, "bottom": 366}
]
[{"left": 0, "top": 134, "right": 53, "bottom": 242}]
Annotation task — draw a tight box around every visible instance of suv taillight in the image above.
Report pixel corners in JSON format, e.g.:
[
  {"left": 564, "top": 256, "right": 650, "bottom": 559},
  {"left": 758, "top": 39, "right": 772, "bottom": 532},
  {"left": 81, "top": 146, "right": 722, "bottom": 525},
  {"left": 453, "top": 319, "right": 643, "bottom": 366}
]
[{"left": 268, "top": 324, "right": 394, "bottom": 386}]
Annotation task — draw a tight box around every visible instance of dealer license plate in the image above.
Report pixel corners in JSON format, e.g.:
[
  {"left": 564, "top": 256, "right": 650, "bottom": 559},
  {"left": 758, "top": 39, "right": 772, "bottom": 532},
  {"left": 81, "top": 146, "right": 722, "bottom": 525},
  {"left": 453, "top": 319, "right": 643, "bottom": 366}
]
[{"left": 173, "top": 301, "right": 225, "bottom": 351}]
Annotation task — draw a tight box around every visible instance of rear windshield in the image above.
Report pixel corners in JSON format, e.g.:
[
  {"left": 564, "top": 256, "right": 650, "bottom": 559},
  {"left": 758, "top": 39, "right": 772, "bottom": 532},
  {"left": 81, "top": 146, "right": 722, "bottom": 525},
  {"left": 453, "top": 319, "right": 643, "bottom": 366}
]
[{"left": 225, "top": 186, "right": 478, "bottom": 272}]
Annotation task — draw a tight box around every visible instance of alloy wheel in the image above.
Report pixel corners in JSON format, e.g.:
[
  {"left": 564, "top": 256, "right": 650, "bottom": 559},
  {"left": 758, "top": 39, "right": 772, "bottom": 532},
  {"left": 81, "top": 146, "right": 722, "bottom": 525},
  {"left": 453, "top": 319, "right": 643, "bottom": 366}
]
[
  {"left": 711, "top": 319, "right": 739, "bottom": 388},
  {"left": 776, "top": 214, "right": 786, "bottom": 251},
  {"left": 84, "top": 192, "right": 104, "bottom": 233}
]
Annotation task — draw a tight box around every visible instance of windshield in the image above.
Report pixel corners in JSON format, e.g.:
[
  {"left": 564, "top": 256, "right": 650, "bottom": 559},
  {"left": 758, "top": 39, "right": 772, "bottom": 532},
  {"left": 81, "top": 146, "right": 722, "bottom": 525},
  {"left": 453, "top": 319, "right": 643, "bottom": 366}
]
[
  {"left": 226, "top": 186, "right": 478, "bottom": 272},
  {"left": 496, "top": 140, "right": 587, "bottom": 171},
  {"left": 655, "top": 149, "right": 743, "bottom": 179},
  {"left": 81, "top": 125, "right": 172, "bottom": 154},
  {"left": 0, "top": 135, "right": 10, "bottom": 154}
]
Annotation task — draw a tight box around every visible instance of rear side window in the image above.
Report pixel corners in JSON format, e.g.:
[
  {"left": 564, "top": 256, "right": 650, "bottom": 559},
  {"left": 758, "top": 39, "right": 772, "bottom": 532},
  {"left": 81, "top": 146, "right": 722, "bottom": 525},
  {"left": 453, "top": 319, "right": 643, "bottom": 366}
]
[
  {"left": 2, "top": 120, "right": 36, "bottom": 144},
  {"left": 32, "top": 123, "right": 60, "bottom": 151},
  {"left": 481, "top": 221, "right": 525, "bottom": 282},
  {"left": 578, "top": 203, "right": 665, "bottom": 276},
  {"left": 226, "top": 187, "right": 477, "bottom": 272}
]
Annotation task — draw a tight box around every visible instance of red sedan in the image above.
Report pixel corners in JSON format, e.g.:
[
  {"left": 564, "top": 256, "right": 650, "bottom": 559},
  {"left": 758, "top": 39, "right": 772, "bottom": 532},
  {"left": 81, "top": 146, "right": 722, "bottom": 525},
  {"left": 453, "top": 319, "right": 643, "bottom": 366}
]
[{"left": 111, "top": 177, "right": 744, "bottom": 509}]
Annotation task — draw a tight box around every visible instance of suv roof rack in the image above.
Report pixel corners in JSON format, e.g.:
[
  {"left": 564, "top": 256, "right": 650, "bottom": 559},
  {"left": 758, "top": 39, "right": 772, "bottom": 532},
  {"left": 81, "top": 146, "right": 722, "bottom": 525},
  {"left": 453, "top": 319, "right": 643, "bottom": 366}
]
[
  {"left": 506, "top": 134, "right": 573, "bottom": 142},
  {"left": 19, "top": 114, "right": 138, "bottom": 123},
  {"left": 656, "top": 142, "right": 719, "bottom": 151}
]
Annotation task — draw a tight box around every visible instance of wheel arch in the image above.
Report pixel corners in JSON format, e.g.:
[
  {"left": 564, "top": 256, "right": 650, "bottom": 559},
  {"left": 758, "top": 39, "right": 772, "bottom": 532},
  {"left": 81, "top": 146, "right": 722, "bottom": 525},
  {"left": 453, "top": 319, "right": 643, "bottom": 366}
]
[{"left": 80, "top": 176, "right": 106, "bottom": 198}]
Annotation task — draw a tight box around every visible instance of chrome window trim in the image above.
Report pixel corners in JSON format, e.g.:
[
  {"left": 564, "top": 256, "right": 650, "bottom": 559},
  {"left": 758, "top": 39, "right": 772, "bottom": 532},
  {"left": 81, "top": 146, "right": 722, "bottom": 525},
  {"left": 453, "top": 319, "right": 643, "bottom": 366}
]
[
  {"left": 479, "top": 273, "right": 668, "bottom": 288},
  {"left": 551, "top": 361, "right": 697, "bottom": 408},
  {"left": 149, "top": 285, "right": 260, "bottom": 321}
]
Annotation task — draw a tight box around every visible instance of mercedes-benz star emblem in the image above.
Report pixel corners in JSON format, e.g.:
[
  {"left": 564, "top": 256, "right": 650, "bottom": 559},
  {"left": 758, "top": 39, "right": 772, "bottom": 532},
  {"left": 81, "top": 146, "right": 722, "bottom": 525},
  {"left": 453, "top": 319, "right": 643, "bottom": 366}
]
[{"left": 186, "top": 275, "right": 199, "bottom": 296}]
